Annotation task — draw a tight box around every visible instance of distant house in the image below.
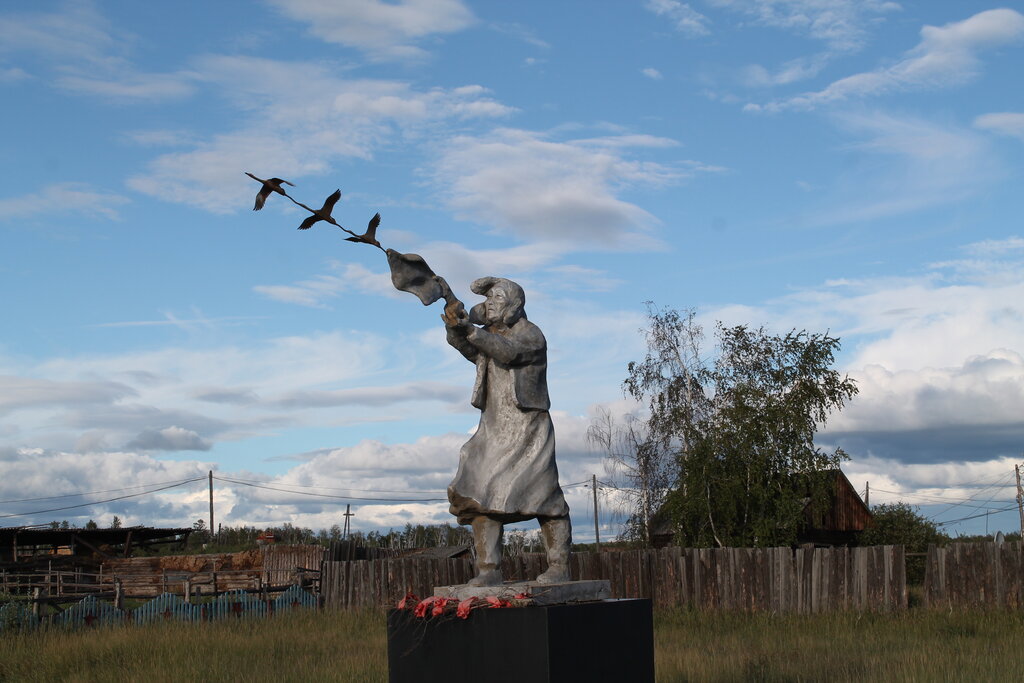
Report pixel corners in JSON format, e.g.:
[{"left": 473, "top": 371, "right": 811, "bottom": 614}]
[
  {"left": 649, "top": 469, "right": 873, "bottom": 548},
  {"left": 799, "top": 469, "right": 874, "bottom": 546}
]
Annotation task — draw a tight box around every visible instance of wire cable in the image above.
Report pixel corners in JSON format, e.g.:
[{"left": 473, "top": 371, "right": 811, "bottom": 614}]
[
  {"left": 0, "top": 476, "right": 206, "bottom": 506},
  {"left": 0, "top": 477, "right": 207, "bottom": 519},
  {"left": 214, "top": 475, "right": 447, "bottom": 496},
  {"left": 928, "top": 472, "right": 1015, "bottom": 521},
  {"left": 870, "top": 488, "right": 1017, "bottom": 505},
  {"left": 934, "top": 503, "right": 1020, "bottom": 527},
  {"left": 213, "top": 476, "right": 446, "bottom": 502}
]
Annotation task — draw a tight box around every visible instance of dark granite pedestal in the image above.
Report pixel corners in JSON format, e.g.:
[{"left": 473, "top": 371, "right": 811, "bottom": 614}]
[{"left": 387, "top": 598, "right": 654, "bottom": 683}]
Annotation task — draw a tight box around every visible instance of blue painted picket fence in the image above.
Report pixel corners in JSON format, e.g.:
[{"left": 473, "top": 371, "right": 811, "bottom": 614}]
[
  {"left": 0, "top": 601, "right": 34, "bottom": 630},
  {"left": 0, "top": 586, "right": 317, "bottom": 631},
  {"left": 208, "top": 589, "right": 268, "bottom": 619},
  {"left": 132, "top": 592, "right": 200, "bottom": 625},
  {"left": 275, "top": 584, "right": 318, "bottom": 611},
  {"left": 55, "top": 595, "right": 123, "bottom": 628}
]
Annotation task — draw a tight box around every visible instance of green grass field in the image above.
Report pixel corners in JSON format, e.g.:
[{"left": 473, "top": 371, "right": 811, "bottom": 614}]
[{"left": 3, "top": 607, "right": 1023, "bottom": 682}]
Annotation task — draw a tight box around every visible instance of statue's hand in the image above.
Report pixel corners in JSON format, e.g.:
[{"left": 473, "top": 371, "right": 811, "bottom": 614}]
[{"left": 441, "top": 300, "right": 469, "bottom": 329}]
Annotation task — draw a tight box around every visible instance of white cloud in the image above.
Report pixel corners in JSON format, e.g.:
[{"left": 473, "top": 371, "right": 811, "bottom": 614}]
[
  {"left": 125, "top": 426, "right": 212, "bottom": 452},
  {"left": 840, "top": 453, "right": 1020, "bottom": 528},
  {"left": 711, "top": 0, "right": 900, "bottom": 52},
  {"left": 646, "top": 0, "right": 710, "bottom": 37},
  {"left": 804, "top": 111, "right": 996, "bottom": 225},
  {"left": 740, "top": 54, "right": 828, "bottom": 87},
  {"left": 254, "top": 240, "right": 571, "bottom": 310},
  {"left": 0, "top": 0, "right": 116, "bottom": 64},
  {"left": 128, "top": 56, "right": 513, "bottom": 213},
  {"left": 56, "top": 72, "right": 195, "bottom": 100},
  {"left": 254, "top": 261, "right": 397, "bottom": 309},
  {"left": 749, "top": 8, "right": 1024, "bottom": 112},
  {"left": 974, "top": 112, "right": 1024, "bottom": 142},
  {"left": 706, "top": 239, "right": 1024, "bottom": 468},
  {"left": 0, "top": 1, "right": 195, "bottom": 101},
  {"left": 267, "top": 0, "right": 475, "bottom": 61},
  {"left": 275, "top": 381, "right": 465, "bottom": 408},
  {"left": 0, "top": 448, "right": 212, "bottom": 527},
  {"left": 963, "top": 236, "right": 1024, "bottom": 257},
  {"left": 0, "top": 376, "right": 135, "bottom": 415},
  {"left": 123, "top": 129, "right": 200, "bottom": 147},
  {"left": 825, "top": 350, "right": 1024, "bottom": 456},
  {"left": 642, "top": 67, "right": 663, "bottom": 80},
  {"left": 1, "top": 330, "right": 393, "bottom": 453},
  {"left": 726, "top": 1, "right": 901, "bottom": 91},
  {"left": 489, "top": 22, "right": 548, "bottom": 49},
  {"left": 0, "top": 66, "right": 29, "bottom": 82},
  {"left": 432, "top": 128, "right": 700, "bottom": 247},
  {"left": 0, "top": 183, "right": 130, "bottom": 222}
]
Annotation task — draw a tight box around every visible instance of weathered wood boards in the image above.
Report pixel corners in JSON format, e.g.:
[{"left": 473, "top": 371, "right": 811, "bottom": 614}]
[
  {"left": 321, "top": 545, "right": 907, "bottom": 612},
  {"left": 924, "top": 541, "right": 1024, "bottom": 609}
]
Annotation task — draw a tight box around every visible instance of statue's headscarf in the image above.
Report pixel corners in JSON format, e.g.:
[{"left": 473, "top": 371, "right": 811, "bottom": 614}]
[{"left": 469, "top": 277, "right": 526, "bottom": 326}]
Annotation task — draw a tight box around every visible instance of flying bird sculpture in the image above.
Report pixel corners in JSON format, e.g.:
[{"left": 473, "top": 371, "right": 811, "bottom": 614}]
[
  {"left": 297, "top": 189, "right": 342, "bottom": 230},
  {"left": 245, "top": 173, "right": 446, "bottom": 305},
  {"left": 344, "top": 212, "right": 383, "bottom": 251},
  {"left": 245, "top": 172, "right": 295, "bottom": 211}
]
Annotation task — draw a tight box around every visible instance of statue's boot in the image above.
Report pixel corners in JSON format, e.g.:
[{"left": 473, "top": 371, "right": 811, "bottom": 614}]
[
  {"left": 468, "top": 516, "right": 504, "bottom": 586},
  {"left": 536, "top": 516, "right": 572, "bottom": 584}
]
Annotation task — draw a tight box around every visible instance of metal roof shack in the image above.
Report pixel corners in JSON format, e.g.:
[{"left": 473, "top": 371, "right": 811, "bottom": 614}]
[
  {"left": 0, "top": 525, "right": 192, "bottom": 564},
  {"left": 395, "top": 545, "right": 472, "bottom": 560}
]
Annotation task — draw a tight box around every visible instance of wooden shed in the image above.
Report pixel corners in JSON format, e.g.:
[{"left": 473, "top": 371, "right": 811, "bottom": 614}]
[{"left": 799, "top": 469, "right": 873, "bottom": 546}]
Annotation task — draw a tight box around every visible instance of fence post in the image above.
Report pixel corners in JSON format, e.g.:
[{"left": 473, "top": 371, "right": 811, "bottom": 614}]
[{"left": 114, "top": 579, "right": 124, "bottom": 610}]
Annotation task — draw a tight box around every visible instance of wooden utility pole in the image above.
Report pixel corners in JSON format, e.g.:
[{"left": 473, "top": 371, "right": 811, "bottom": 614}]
[
  {"left": 1015, "top": 464, "right": 1024, "bottom": 538},
  {"left": 342, "top": 504, "right": 354, "bottom": 539},
  {"left": 208, "top": 470, "right": 215, "bottom": 544},
  {"left": 865, "top": 481, "right": 870, "bottom": 507},
  {"left": 592, "top": 474, "right": 601, "bottom": 553}
]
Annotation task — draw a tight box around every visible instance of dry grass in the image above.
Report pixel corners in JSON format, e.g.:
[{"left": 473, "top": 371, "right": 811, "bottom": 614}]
[
  {"left": 655, "top": 608, "right": 1024, "bottom": 681},
  {"left": 4, "top": 606, "right": 1024, "bottom": 682},
  {"left": 0, "top": 609, "right": 387, "bottom": 683}
]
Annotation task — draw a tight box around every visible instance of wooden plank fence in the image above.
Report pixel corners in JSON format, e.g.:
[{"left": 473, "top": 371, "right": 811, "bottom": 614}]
[
  {"left": 320, "top": 545, "right": 906, "bottom": 612},
  {"left": 924, "top": 541, "right": 1024, "bottom": 609}
]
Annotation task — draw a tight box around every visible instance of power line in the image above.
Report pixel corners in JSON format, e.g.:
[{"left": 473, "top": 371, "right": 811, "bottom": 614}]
[
  {"left": 0, "top": 477, "right": 207, "bottom": 519},
  {"left": 213, "top": 476, "right": 447, "bottom": 503},
  {"left": 927, "top": 472, "right": 1015, "bottom": 521},
  {"left": 931, "top": 474, "right": 1017, "bottom": 524},
  {"left": 214, "top": 475, "right": 447, "bottom": 496},
  {"left": 870, "top": 488, "right": 1017, "bottom": 505},
  {"left": 934, "top": 504, "right": 1020, "bottom": 527},
  {"left": 0, "top": 477, "right": 206, "bottom": 505}
]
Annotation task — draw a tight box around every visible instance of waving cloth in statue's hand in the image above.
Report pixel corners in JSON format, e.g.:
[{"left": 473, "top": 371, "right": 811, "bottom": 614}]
[{"left": 387, "top": 249, "right": 445, "bottom": 305}]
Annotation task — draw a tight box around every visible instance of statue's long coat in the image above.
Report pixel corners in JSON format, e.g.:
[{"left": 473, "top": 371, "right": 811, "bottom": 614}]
[{"left": 446, "top": 317, "right": 569, "bottom": 524}]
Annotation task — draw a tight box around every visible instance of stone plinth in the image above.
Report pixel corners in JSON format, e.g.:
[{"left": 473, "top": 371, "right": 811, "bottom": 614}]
[
  {"left": 388, "top": 599, "right": 654, "bottom": 683},
  {"left": 433, "top": 579, "right": 610, "bottom": 605}
]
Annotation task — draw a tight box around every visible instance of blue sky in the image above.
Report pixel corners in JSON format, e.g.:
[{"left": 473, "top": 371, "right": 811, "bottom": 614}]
[{"left": 3, "top": 0, "right": 1024, "bottom": 540}]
